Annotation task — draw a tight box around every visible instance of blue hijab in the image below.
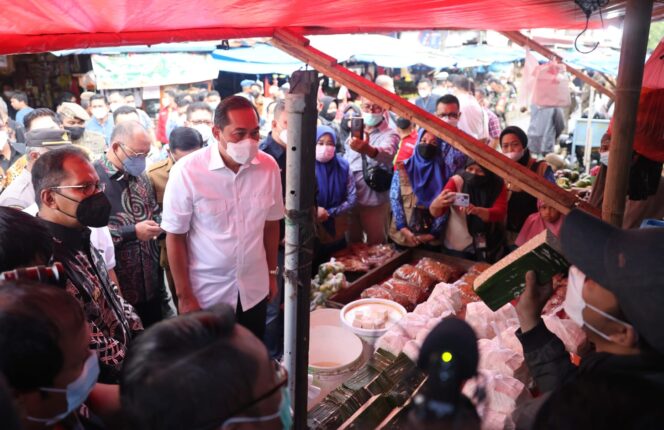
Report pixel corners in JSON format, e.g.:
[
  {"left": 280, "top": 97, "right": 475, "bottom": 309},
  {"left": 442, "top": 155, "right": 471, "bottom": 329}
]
[
  {"left": 404, "top": 128, "right": 448, "bottom": 208},
  {"left": 315, "top": 125, "right": 349, "bottom": 234}
]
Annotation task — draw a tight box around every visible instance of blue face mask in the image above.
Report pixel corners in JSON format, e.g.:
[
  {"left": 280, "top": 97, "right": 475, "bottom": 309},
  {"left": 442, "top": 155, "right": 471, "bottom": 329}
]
[
  {"left": 220, "top": 387, "right": 292, "bottom": 429},
  {"left": 27, "top": 351, "right": 100, "bottom": 425},
  {"left": 123, "top": 155, "right": 146, "bottom": 176}
]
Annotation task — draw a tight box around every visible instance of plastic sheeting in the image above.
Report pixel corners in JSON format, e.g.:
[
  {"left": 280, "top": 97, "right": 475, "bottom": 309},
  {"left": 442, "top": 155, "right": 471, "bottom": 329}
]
[{"left": 0, "top": 0, "right": 599, "bottom": 55}]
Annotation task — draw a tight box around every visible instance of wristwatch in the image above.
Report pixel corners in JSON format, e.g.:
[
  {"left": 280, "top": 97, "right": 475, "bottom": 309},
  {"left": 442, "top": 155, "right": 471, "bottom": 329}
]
[{"left": 269, "top": 266, "right": 281, "bottom": 277}]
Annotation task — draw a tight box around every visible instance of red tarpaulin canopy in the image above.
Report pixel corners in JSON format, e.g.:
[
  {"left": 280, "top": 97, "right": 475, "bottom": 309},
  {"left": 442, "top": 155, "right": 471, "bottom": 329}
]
[{"left": 0, "top": 0, "right": 606, "bottom": 54}]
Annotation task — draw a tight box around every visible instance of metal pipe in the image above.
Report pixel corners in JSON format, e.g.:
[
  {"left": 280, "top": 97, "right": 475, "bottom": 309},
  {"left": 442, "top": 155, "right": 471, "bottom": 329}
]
[
  {"left": 283, "top": 69, "right": 318, "bottom": 429},
  {"left": 602, "top": 0, "right": 654, "bottom": 226}
]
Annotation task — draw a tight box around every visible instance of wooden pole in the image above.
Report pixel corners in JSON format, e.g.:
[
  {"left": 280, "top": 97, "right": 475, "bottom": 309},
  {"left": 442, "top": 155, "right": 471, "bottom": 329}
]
[
  {"left": 602, "top": 0, "right": 654, "bottom": 226},
  {"left": 272, "top": 28, "right": 598, "bottom": 217},
  {"left": 500, "top": 30, "right": 615, "bottom": 100},
  {"left": 283, "top": 70, "right": 318, "bottom": 430}
]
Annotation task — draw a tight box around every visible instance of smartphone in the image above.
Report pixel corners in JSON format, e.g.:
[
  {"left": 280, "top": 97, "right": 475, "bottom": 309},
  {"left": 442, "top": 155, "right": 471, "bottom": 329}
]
[
  {"left": 453, "top": 192, "right": 470, "bottom": 207},
  {"left": 351, "top": 117, "right": 364, "bottom": 140}
]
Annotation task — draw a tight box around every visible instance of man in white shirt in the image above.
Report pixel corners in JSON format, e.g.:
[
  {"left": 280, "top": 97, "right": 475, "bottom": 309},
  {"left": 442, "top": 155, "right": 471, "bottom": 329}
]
[
  {"left": 450, "top": 74, "right": 486, "bottom": 141},
  {"left": 162, "top": 95, "right": 283, "bottom": 339}
]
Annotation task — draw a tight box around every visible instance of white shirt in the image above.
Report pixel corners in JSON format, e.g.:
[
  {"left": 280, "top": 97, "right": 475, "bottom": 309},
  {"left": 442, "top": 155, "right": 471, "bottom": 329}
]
[
  {"left": 161, "top": 145, "right": 284, "bottom": 311},
  {"left": 456, "top": 92, "right": 486, "bottom": 140},
  {"left": 23, "top": 203, "right": 116, "bottom": 270}
]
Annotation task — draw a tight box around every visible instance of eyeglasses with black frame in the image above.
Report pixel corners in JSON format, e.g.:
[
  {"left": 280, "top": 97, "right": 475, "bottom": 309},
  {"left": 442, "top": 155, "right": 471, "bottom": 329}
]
[{"left": 49, "top": 182, "right": 106, "bottom": 197}]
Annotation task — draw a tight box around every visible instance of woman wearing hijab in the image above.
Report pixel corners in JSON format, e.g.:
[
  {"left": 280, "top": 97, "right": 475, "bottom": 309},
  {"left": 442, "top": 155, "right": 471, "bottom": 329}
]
[
  {"left": 515, "top": 200, "right": 564, "bottom": 247},
  {"left": 499, "top": 126, "right": 555, "bottom": 244},
  {"left": 389, "top": 129, "right": 448, "bottom": 248},
  {"left": 318, "top": 96, "right": 341, "bottom": 151},
  {"left": 431, "top": 159, "right": 508, "bottom": 262},
  {"left": 314, "top": 125, "right": 357, "bottom": 264}
]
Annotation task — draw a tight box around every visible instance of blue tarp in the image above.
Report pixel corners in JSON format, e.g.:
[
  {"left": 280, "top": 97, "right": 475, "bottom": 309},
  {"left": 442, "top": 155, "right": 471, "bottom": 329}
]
[{"left": 211, "top": 43, "right": 304, "bottom": 75}]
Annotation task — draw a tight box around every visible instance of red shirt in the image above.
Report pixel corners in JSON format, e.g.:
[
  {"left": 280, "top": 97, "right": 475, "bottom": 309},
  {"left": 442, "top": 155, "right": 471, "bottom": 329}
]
[
  {"left": 394, "top": 129, "right": 418, "bottom": 170},
  {"left": 442, "top": 177, "right": 508, "bottom": 222},
  {"left": 156, "top": 107, "right": 172, "bottom": 144}
]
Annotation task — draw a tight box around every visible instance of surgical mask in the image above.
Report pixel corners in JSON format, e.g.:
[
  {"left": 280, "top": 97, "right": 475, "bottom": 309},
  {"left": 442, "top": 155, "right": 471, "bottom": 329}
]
[
  {"left": 600, "top": 152, "right": 609, "bottom": 166},
  {"left": 316, "top": 145, "right": 336, "bottom": 163},
  {"left": 279, "top": 129, "right": 288, "bottom": 145},
  {"left": 505, "top": 149, "right": 524, "bottom": 161},
  {"left": 0, "top": 130, "right": 8, "bottom": 151},
  {"left": 27, "top": 351, "right": 99, "bottom": 426},
  {"left": 64, "top": 126, "right": 84, "bottom": 141},
  {"left": 441, "top": 116, "right": 459, "bottom": 128},
  {"left": 563, "top": 266, "right": 633, "bottom": 342},
  {"left": 221, "top": 387, "right": 292, "bottom": 429},
  {"left": 417, "top": 143, "right": 437, "bottom": 160},
  {"left": 193, "top": 124, "right": 213, "bottom": 142},
  {"left": 208, "top": 102, "right": 220, "bottom": 111},
  {"left": 418, "top": 89, "right": 430, "bottom": 99},
  {"left": 226, "top": 138, "right": 259, "bottom": 165},
  {"left": 122, "top": 155, "right": 146, "bottom": 176},
  {"left": 126, "top": 102, "right": 136, "bottom": 108},
  {"left": 92, "top": 107, "right": 108, "bottom": 120},
  {"left": 109, "top": 102, "right": 121, "bottom": 112},
  {"left": 54, "top": 190, "right": 112, "bottom": 228},
  {"left": 362, "top": 112, "right": 383, "bottom": 127}
]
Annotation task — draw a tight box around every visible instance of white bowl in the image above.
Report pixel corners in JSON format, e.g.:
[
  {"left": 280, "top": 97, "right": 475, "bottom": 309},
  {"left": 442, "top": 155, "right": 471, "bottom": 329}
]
[
  {"left": 340, "top": 298, "right": 407, "bottom": 342},
  {"left": 309, "top": 325, "right": 363, "bottom": 371},
  {"left": 310, "top": 308, "right": 342, "bottom": 328}
]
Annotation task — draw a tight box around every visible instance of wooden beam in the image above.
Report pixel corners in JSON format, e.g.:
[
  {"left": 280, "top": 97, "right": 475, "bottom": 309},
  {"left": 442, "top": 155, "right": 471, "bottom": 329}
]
[
  {"left": 602, "top": 0, "right": 654, "bottom": 226},
  {"left": 500, "top": 30, "right": 616, "bottom": 100},
  {"left": 272, "top": 28, "right": 598, "bottom": 217}
]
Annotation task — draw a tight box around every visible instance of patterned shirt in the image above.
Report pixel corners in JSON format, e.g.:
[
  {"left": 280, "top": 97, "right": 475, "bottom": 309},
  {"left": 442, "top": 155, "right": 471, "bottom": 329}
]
[
  {"left": 43, "top": 220, "right": 143, "bottom": 383},
  {"left": 95, "top": 155, "right": 161, "bottom": 306}
]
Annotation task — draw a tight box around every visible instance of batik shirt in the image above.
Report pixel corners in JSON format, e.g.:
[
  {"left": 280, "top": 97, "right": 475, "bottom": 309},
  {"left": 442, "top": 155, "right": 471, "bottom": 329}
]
[
  {"left": 95, "top": 155, "right": 161, "bottom": 306},
  {"left": 44, "top": 220, "right": 143, "bottom": 383}
]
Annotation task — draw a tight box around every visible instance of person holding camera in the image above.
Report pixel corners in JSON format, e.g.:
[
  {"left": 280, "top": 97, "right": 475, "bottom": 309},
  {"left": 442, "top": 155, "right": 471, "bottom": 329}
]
[
  {"left": 430, "top": 159, "right": 507, "bottom": 263},
  {"left": 344, "top": 96, "right": 400, "bottom": 245}
]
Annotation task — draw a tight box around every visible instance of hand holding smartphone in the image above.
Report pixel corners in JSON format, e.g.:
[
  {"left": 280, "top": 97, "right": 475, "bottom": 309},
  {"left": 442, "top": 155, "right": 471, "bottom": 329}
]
[{"left": 453, "top": 192, "right": 470, "bottom": 207}]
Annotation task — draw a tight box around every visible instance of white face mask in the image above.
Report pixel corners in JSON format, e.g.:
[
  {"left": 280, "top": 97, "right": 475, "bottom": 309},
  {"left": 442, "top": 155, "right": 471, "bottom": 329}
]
[
  {"left": 441, "top": 116, "right": 459, "bottom": 128},
  {"left": 226, "top": 138, "right": 259, "bottom": 165},
  {"left": 208, "top": 102, "right": 220, "bottom": 112},
  {"left": 563, "top": 266, "right": 633, "bottom": 342},
  {"left": 505, "top": 149, "right": 524, "bottom": 161},
  {"left": 193, "top": 124, "right": 213, "bottom": 142},
  {"left": 92, "top": 107, "right": 108, "bottom": 120},
  {"left": 418, "top": 89, "right": 430, "bottom": 98},
  {"left": 316, "top": 145, "right": 336, "bottom": 163},
  {"left": 278, "top": 129, "right": 288, "bottom": 146},
  {"left": 599, "top": 152, "right": 609, "bottom": 166},
  {"left": 109, "top": 102, "right": 122, "bottom": 112},
  {"left": 0, "top": 130, "right": 8, "bottom": 151}
]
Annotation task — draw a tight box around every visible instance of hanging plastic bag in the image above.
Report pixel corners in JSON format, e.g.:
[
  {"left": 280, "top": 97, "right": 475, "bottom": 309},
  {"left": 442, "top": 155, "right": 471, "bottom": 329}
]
[
  {"left": 532, "top": 61, "right": 571, "bottom": 108},
  {"left": 517, "top": 50, "right": 539, "bottom": 108}
]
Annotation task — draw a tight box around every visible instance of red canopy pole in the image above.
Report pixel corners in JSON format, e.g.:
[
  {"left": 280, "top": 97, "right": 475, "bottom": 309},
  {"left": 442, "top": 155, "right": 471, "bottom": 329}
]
[{"left": 602, "top": 0, "right": 654, "bottom": 226}]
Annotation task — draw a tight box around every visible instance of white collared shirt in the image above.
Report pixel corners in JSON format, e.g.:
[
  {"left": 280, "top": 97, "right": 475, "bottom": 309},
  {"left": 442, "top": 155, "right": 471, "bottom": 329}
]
[{"left": 161, "top": 145, "right": 284, "bottom": 311}]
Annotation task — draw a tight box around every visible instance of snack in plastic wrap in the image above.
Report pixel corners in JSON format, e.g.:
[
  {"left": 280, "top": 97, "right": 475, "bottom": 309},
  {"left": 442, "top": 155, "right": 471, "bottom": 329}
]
[
  {"left": 468, "top": 262, "right": 491, "bottom": 275},
  {"left": 543, "top": 314, "right": 589, "bottom": 355},
  {"left": 333, "top": 255, "right": 370, "bottom": 272},
  {"left": 382, "top": 278, "right": 422, "bottom": 309},
  {"left": 429, "top": 282, "right": 464, "bottom": 314},
  {"left": 360, "top": 285, "right": 394, "bottom": 301},
  {"left": 478, "top": 338, "right": 530, "bottom": 384},
  {"left": 497, "top": 326, "right": 524, "bottom": 356},
  {"left": 393, "top": 264, "right": 437, "bottom": 295},
  {"left": 375, "top": 330, "right": 409, "bottom": 356},
  {"left": 392, "top": 313, "right": 428, "bottom": 339},
  {"left": 402, "top": 339, "right": 421, "bottom": 362},
  {"left": 415, "top": 257, "right": 464, "bottom": 283},
  {"left": 310, "top": 269, "right": 348, "bottom": 309},
  {"left": 455, "top": 279, "right": 482, "bottom": 307}
]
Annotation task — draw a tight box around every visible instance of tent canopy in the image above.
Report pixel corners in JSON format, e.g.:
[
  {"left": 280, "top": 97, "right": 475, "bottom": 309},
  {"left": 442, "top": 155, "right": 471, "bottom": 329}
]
[{"left": 0, "top": 0, "right": 614, "bottom": 55}]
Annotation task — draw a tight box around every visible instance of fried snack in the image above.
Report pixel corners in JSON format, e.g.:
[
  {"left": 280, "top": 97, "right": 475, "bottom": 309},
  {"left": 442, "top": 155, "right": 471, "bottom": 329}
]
[
  {"left": 415, "top": 257, "right": 464, "bottom": 283},
  {"left": 393, "top": 264, "right": 436, "bottom": 295}
]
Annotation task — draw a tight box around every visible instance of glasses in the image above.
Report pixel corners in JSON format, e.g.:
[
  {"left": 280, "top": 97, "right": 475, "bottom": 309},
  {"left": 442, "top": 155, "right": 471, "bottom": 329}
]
[
  {"left": 437, "top": 112, "right": 460, "bottom": 119},
  {"left": 50, "top": 182, "right": 105, "bottom": 197},
  {"left": 361, "top": 103, "right": 383, "bottom": 113},
  {"left": 120, "top": 144, "right": 149, "bottom": 159},
  {"left": 190, "top": 119, "right": 213, "bottom": 126}
]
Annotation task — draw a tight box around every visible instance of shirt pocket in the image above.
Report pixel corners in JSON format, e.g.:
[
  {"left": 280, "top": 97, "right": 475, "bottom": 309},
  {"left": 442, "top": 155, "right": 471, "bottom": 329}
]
[
  {"left": 242, "top": 194, "right": 274, "bottom": 225},
  {"left": 195, "top": 199, "right": 229, "bottom": 231}
]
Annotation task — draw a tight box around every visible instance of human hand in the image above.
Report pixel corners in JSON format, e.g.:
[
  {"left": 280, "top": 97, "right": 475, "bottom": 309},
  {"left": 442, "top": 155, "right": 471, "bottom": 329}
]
[
  {"left": 436, "top": 190, "right": 457, "bottom": 208},
  {"left": 515, "top": 271, "right": 554, "bottom": 332},
  {"left": 268, "top": 275, "right": 278, "bottom": 302},
  {"left": 399, "top": 227, "right": 418, "bottom": 247},
  {"left": 349, "top": 135, "right": 376, "bottom": 157},
  {"left": 316, "top": 207, "right": 329, "bottom": 222},
  {"left": 466, "top": 205, "right": 489, "bottom": 222},
  {"left": 135, "top": 220, "right": 163, "bottom": 241},
  {"left": 416, "top": 234, "right": 435, "bottom": 244},
  {"left": 178, "top": 294, "right": 202, "bottom": 314}
]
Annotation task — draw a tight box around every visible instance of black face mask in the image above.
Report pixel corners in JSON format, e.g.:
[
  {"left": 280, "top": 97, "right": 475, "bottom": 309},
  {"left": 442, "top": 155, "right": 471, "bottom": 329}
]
[
  {"left": 64, "top": 126, "right": 85, "bottom": 141},
  {"left": 54, "top": 191, "right": 112, "bottom": 227},
  {"left": 465, "top": 172, "right": 488, "bottom": 187},
  {"left": 322, "top": 111, "right": 337, "bottom": 122},
  {"left": 417, "top": 143, "right": 438, "bottom": 160}
]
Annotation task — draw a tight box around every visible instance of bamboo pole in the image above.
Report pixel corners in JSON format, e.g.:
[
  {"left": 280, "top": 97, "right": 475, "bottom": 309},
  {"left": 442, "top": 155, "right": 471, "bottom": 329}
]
[
  {"left": 500, "top": 30, "right": 615, "bottom": 100},
  {"left": 602, "top": 0, "right": 654, "bottom": 226},
  {"left": 272, "top": 28, "right": 598, "bottom": 217},
  {"left": 283, "top": 70, "right": 318, "bottom": 430}
]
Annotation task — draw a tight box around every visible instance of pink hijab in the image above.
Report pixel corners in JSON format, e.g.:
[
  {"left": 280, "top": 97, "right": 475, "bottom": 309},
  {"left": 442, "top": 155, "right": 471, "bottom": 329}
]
[{"left": 515, "top": 200, "right": 565, "bottom": 246}]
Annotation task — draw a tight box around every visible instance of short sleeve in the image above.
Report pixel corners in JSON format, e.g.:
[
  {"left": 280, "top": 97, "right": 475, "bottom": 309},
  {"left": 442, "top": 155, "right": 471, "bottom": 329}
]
[
  {"left": 90, "top": 227, "right": 116, "bottom": 270},
  {"left": 266, "top": 164, "right": 285, "bottom": 221},
  {"left": 160, "top": 163, "right": 194, "bottom": 234}
]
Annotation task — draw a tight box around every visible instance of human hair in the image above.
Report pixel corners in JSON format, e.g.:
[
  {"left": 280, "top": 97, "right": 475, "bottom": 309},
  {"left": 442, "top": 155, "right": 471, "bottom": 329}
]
[
  {"left": 32, "top": 146, "right": 90, "bottom": 208},
  {"left": 57, "top": 92, "right": 75, "bottom": 106},
  {"left": 89, "top": 94, "right": 107, "bottom": 105},
  {"left": 186, "top": 102, "right": 213, "bottom": 120},
  {"left": 436, "top": 94, "right": 460, "bottom": 110},
  {"left": 9, "top": 91, "right": 28, "bottom": 104},
  {"left": 120, "top": 305, "right": 259, "bottom": 430},
  {"left": 174, "top": 95, "right": 190, "bottom": 109},
  {"left": 0, "top": 375, "right": 21, "bottom": 430},
  {"left": 110, "top": 120, "right": 146, "bottom": 145},
  {"left": 164, "top": 90, "right": 176, "bottom": 99},
  {"left": 395, "top": 117, "right": 412, "bottom": 131},
  {"left": 195, "top": 90, "right": 207, "bottom": 102},
  {"left": 206, "top": 90, "right": 220, "bottom": 99},
  {"left": 0, "top": 208, "right": 53, "bottom": 272},
  {"left": 213, "top": 95, "right": 259, "bottom": 130},
  {"left": 273, "top": 100, "right": 286, "bottom": 122},
  {"left": 23, "top": 107, "right": 60, "bottom": 130},
  {"left": 451, "top": 75, "right": 472, "bottom": 92},
  {"left": 418, "top": 79, "right": 432, "bottom": 88},
  {"left": 113, "top": 105, "right": 138, "bottom": 122},
  {"left": 500, "top": 126, "right": 528, "bottom": 148},
  {"left": 169, "top": 127, "right": 204, "bottom": 153},
  {"left": 0, "top": 280, "right": 85, "bottom": 392}
]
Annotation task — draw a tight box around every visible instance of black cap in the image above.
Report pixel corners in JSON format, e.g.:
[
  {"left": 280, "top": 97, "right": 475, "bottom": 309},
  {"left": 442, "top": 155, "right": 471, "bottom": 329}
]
[
  {"left": 25, "top": 129, "right": 72, "bottom": 148},
  {"left": 418, "top": 317, "right": 478, "bottom": 380},
  {"left": 561, "top": 209, "right": 664, "bottom": 354}
]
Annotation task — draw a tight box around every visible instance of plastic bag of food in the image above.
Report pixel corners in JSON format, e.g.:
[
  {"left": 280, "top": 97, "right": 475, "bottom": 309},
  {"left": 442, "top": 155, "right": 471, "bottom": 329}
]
[
  {"left": 543, "top": 314, "right": 588, "bottom": 355},
  {"left": 375, "top": 330, "right": 409, "bottom": 356},
  {"left": 454, "top": 278, "right": 482, "bottom": 306},
  {"left": 464, "top": 301, "right": 497, "bottom": 339},
  {"left": 462, "top": 370, "right": 532, "bottom": 427},
  {"left": 361, "top": 285, "right": 394, "bottom": 301},
  {"left": 393, "top": 264, "right": 437, "bottom": 296},
  {"left": 415, "top": 257, "right": 464, "bottom": 283},
  {"left": 478, "top": 338, "right": 530, "bottom": 384},
  {"left": 383, "top": 278, "right": 422, "bottom": 309},
  {"left": 392, "top": 313, "right": 428, "bottom": 339},
  {"left": 429, "top": 282, "right": 464, "bottom": 314}
]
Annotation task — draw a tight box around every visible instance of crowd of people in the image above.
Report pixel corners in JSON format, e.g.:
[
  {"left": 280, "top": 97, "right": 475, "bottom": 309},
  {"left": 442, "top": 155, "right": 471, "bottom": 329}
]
[{"left": 0, "top": 70, "right": 662, "bottom": 429}]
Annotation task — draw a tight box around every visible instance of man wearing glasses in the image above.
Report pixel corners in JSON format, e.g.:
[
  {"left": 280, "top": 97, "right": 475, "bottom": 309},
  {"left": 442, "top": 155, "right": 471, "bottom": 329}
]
[
  {"left": 33, "top": 146, "right": 143, "bottom": 383},
  {"left": 344, "top": 96, "right": 400, "bottom": 245},
  {"left": 434, "top": 94, "right": 468, "bottom": 178},
  {"left": 94, "top": 120, "right": 165, "bottom": 327},
  {"left": 185, "top": 102, "right": 215, "bottom": 147}
]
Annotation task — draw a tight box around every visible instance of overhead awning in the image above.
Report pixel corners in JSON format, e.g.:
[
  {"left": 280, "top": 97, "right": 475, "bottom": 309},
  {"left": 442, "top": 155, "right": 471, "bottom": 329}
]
[{"left": 211, "top": 43, "right": 304, "bottom": 75}]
